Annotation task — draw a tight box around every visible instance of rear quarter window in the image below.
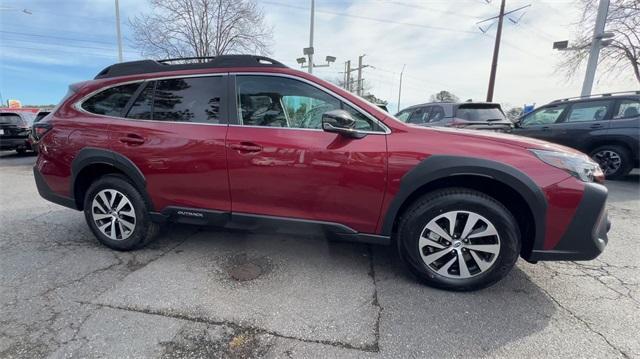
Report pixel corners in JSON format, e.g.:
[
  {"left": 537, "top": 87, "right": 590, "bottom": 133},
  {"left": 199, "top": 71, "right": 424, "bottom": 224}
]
[{"left": 81, "top": 83, "right": 141, "bottom": 117}]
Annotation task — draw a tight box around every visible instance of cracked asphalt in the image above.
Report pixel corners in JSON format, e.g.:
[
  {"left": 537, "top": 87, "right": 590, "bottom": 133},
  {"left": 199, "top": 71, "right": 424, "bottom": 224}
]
[{"left": 1, "top": 151, "right": 639, "bottom": 358}]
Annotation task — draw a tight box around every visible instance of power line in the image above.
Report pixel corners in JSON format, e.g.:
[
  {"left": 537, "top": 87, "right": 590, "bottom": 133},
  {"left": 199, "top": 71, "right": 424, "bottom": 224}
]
[
  {"left": 0, "top": 30, "right": 117, "bottom": 45},
  {"left": 262, "top": 1, "right": 479, "bottom": 35}
]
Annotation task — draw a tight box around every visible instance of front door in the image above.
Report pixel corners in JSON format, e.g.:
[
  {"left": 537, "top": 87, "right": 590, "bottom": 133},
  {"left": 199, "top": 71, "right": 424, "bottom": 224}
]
[
  {"left": 109, "top": 75, "right": 230, "bottom": 212},
  {"left": 548, "top": 100, "right": 613, "bottom": 151},
  {"left": 225, "top": 74, "right": 388, "bottom": 233},
  {"left": 513, "top": 103, "right": 569, "bottom": 142}
]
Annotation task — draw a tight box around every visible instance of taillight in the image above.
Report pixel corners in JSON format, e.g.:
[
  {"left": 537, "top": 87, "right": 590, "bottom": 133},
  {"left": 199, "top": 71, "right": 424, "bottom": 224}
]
[{"left": 34, "top": 123, "right": 52, "bottom": 139}]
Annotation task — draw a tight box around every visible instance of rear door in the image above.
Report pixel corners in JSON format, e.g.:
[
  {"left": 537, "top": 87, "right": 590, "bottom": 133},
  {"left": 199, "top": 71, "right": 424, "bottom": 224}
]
[
  {"left": 109, "top": 74, "right": 230, "bottom": 212},
  {"left": 610, "top": 98, "right": 640, "bottom": 161},
  {"left": 550, "top": 100, "right": 613, "bottom": 151}
]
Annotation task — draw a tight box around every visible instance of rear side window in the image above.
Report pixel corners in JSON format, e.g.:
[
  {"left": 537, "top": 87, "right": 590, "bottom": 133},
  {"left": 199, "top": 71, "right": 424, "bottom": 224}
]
[
  {"left": 125, "top": 76, "right": 224, "bottom": 123},
  {"left": 615, "top": 99, "right": 640, "bottom": 119},
  {"left": 428, "top": 106, "right": 445, "bottom": 122},
  {"left": 565, "top": 100, "right": 611, "bottom": 122},
  {"left": 81, "top": 83, "right": 140, "bottom": 117}
]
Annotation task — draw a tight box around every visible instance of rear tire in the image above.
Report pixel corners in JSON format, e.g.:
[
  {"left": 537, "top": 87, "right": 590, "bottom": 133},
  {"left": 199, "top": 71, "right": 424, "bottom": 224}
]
[
  {"left": 83, "top": 174, "right": 159, "bottom": 251},
  {"left": 590, "top": 145, "right": 632, "bottom": 180},
  {"left": 397, "top": 188, "right": 520, "bottom": 291},
  {"left": 16, "top": 148, "right": 26, "bottom": 155}
]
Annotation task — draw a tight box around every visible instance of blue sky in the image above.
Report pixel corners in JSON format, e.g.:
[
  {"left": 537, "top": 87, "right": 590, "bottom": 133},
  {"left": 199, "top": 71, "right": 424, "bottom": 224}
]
[{"left": 0, "top": 0, "right": 636, "bottom": 110}]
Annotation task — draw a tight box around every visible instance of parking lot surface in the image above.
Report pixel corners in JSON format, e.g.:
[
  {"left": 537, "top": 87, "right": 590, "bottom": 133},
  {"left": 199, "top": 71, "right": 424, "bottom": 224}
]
[{"left": 1, "top": 151, "right": 639, "bottom": 358}]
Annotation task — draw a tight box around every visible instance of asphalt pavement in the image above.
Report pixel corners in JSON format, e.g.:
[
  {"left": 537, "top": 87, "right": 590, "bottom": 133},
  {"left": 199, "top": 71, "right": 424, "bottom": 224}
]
[{"left": 1, "top": 151, "right": 639, "bottom": 358}]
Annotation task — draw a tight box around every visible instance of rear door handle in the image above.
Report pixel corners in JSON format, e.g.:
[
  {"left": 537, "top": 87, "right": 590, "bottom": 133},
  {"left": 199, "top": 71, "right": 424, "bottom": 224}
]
[
  {"left": 229, "top": 142, "right": 262, "bottom": 153},
  {"left": 541, "top": 126, "right": 550, "bottom": 131},
  {"left": 119, "top": 134, "right": 145, "bottom": 145}
]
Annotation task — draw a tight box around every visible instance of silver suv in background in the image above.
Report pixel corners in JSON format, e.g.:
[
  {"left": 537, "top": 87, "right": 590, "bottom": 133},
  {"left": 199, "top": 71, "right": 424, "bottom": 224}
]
[{"left": 395, "top": 102, "right": 513, "bottom": 132}]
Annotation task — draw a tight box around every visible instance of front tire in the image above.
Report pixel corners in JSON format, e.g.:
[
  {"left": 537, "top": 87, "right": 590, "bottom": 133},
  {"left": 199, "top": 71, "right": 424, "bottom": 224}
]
[
  {"left": 397, "top": 188, "right": 520, "bottom": 291},
  {"left": 83, "top": 174, "right": 159, "bottom": 251}
]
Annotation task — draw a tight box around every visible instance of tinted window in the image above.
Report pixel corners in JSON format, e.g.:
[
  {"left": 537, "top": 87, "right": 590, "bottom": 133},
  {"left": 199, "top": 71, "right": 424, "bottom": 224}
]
[
  {"left": 395, "top": 109, "right": 413, "bottom": 122},
  {"left": 126, "top": 83, "right": 154, "bottom": 120},
  {"left": 407, "top": 107, "right": 429, "bottom": 124},
  {"left": 522, "top": 105, "right": 568, "bottom": 126},
  {"left": 237, "top": 75, "right": 382, "bottom": 131},
  {"left": 82, "top": 83, "right": 140, "bottom": 117},
  {"left": 565, "top": 101, "right": 611, "bottom": 122},
  {"left": 428, "top": 106, "right": 445, "bottom": 122},
  {"left": 615, "top": 99, "right": 640, "bottom": 119},
  {"left": 0, "top": 113, "right": 23, "bottom": 125},
  {"left": 455, "top": 105, "right": 505, "bottom": 122},
  {"left": 153, "top": 77, "right": 223, "bottom": 123}
]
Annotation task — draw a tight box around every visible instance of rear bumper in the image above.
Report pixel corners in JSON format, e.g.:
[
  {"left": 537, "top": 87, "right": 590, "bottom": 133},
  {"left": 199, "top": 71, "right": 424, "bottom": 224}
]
[
  {"left": 0, "top": 137, "right": 30, "bottom": 150},
  {"left": 33, "top": 166, "right": 78, "bottom": 210},
  {"left": 529, "top": 182, "right": 609, "bottom": 261}
]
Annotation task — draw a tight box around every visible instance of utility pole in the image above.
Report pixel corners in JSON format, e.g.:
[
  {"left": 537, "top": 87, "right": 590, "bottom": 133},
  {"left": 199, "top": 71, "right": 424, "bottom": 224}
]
[
  {"left": 397, "top": 64, "right": 406, "bottom": 113},
  {"left": 477, "top": 2, "right": 530, "bottom": 102},
  {"left": 115, "top": 0, "right": 123, "bottom": 62},
  {"left": 486, "top": 0, "right": 505, "bottom": 102},
  {"left": 356, "top": 55, "right": 365, "bottom": 96},
  {"left": 345, "top": 60, "right": 352, "bottom": 91},
  {"left": 581, "top": 0, "right": 610, "bottom": 96}
]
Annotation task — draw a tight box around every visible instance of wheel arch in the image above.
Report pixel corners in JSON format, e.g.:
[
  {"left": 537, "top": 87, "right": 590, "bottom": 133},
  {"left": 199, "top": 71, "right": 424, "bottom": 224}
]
[
  {"left": 586, "top": 137, "right": 634, "bottom": 156},
  {"left": 71, "top": 147, "right": 152, "bottom": 211},
  {"left": 381, "top": 155, "right": 547, "bottom": 260}
]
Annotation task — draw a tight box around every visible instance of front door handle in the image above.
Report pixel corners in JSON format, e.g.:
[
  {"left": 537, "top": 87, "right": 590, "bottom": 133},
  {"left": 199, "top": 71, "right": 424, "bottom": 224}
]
[
  {"left": 119, "top": 133, "right": 145, "bottom": 145},
  {"left": 229, "top": 142, "right": 262, "bottom": 153},
  {"left": 541, "top": 126, "right": 550, "bottom": 131},
  {"left": 590, "top": 123, "right": 604, "bottom": 129}
]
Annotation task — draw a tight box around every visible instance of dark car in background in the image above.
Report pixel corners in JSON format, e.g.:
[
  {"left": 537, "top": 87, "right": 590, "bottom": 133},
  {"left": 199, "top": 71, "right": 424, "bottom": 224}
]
[
  {"left": 395, "top": 102, "right": 513, "bottom": 132},
  {"left": 0, "top": 112, "right": 32, "bottom": 154},
  {"left": 28, "top": 111, "right": 51, "bottom": 153},
  {"left": 512, "top": 92, "right": 640, "bottom": 179}
]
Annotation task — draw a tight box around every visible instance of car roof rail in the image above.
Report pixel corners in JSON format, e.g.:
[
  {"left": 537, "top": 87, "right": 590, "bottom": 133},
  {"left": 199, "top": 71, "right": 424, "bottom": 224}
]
[
  {"left": 94, "top": 55, "right": 287, "bottom": 79},
  {"left": 551, "top": 90, "right": 640, "bottom": 103}
]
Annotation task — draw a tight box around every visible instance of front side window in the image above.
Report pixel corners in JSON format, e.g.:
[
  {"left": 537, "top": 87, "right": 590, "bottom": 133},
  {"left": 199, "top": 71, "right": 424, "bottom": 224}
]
[
  {"left": 395, "top": 109, "right": 413, "bottom": 122},
  {"left": 236, "top": 75, "right": 383, "bottom": 131},
  {"left": 81, "top": 83, "right": 140, "bottom": 117},
  {"left": 428, "top": 106, "right": 445, "bottom": 122},
  {"left": 615, "top": 99, "right": 640, "bottom": 119},
  {"left": 407, "top": 107, "right": 429, "bottom": 124},
  {"left": 521, "top": 105, "right": 568, "bottom": 126},
  {"left": 565, "top": 101, "right": 611, "bottom": 122}
]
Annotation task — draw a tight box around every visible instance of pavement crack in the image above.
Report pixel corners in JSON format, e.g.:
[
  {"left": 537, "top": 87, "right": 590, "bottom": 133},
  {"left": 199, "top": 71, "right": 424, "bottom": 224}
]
[
  {"left": 367, "top": 245, "right": 382, "bottom": 353},
  {"left": 76, "top": 301, "right": 379, "bottom": 353}
]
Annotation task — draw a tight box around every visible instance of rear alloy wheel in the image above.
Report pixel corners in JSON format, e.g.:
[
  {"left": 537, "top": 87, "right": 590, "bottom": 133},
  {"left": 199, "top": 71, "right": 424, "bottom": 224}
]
[
  {"left": 397, "top": 188, "right": 520, "bottom": 291},
  {"left": 84, "top": 174, "right": 159, "bottom": 251},
  {"left": 590, "top": 145, "right": 631, "bottom": 180}
]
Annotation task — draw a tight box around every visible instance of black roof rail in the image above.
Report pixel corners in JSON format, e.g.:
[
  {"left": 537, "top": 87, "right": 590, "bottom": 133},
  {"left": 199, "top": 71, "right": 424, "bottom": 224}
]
[
  {"left": 94, "top": 55, "right": 287, "bottom": 79},
  {"left": 551, "top": 90, "right": 640, "bottom": 103}
]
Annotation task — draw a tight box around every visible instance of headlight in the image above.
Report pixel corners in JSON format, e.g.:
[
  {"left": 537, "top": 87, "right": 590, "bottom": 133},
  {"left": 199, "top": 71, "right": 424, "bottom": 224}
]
[{"left": 530, "top": 149, "right": 603, "bottom": 183}]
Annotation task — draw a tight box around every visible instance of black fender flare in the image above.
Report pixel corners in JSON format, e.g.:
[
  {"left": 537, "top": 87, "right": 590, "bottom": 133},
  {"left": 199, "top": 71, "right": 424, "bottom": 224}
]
[
  {"left": 381, "top": 155, "right": 547, "bottom": 253},
  {"left": 70, "top": 147, "right": 153, "bottom": 210}
]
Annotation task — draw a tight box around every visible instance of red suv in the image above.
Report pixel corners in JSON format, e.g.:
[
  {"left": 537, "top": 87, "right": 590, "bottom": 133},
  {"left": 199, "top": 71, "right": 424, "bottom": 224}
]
[{"left": 34, "top": 55, "right": 610, "bottom": 291}]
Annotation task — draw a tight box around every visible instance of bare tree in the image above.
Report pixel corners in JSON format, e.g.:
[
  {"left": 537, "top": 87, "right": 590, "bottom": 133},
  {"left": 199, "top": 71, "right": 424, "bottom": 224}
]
[
  {"left": 130, "top": 0, "right": 273, "bottom": 60},
  {"left": 430, "top": 90, "right": 459, "bottom": 103},
  {"left": 559, "top": 0, "right": 640, "bottom": 84}
]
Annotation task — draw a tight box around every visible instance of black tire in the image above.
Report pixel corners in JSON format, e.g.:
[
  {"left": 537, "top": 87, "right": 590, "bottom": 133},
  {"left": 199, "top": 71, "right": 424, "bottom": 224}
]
[
  {"left": 83, "top": 174, "right": 159, "bottom": 251},
  {"left": 396, "top": 188, "right": 521, "bottom": 291},
  {"left": 589, "top": 145, "right": 632, "bottom": 180},
  {"left": 15, "top": 148, "right": 26, "bottom": 155}
]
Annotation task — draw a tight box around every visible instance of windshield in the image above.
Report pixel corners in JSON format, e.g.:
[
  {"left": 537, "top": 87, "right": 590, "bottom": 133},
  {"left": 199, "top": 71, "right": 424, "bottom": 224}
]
[
  {"left": 0, "top": 113, "right": 23, "bottom": 125},
  {"left": 455, "top": 105, "right": 505, "bottom": 122}
]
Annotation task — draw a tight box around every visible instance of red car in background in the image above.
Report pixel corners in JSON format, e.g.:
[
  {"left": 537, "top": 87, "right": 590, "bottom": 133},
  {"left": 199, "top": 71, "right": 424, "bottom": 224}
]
[{"left": 33, "top": 55, "right": 609, "bottom": 291}]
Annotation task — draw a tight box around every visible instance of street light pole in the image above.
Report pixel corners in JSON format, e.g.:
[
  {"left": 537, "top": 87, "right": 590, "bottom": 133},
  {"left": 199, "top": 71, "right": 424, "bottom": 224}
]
[
  {"left": 581, "top": 0, "right": 610, "bottom": 96},
  {"left": 308, "top": 0, "right": 314, "bottom": 74},
  {"left": 397, "top": 64, "right": 406, "bottom": 113},
  {"left": 115, "top": 0, "right": 123, "bottom": 63}
]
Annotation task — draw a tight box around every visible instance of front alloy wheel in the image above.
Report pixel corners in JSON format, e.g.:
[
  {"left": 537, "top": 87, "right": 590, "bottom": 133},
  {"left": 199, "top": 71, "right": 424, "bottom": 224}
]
[
  {"left": 591, "top": 150, "right": 621, "bottom": 176},
  {"left": 91, "top": 189, "right": 137, "bottom": 241},
  {"left": 419, "top": 211, "right": 500, "bottom": 279}
]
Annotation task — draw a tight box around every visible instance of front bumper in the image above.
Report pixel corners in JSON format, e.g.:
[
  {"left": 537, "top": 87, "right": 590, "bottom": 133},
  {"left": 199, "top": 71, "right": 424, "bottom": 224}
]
[{"left": 529, "top": 182, "right": 609, "bottom": 261}]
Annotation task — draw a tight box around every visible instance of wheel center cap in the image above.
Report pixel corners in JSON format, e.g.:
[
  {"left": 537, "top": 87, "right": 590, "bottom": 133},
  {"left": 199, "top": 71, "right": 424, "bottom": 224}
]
[{"left": 453, "top": 241, "right": 462, "bottom": 248}]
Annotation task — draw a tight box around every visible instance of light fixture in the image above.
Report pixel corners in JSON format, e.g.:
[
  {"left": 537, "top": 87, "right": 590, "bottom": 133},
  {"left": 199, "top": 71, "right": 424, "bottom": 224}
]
[{"left": 296, "top": 57, "right": 306, "bottom": 64}]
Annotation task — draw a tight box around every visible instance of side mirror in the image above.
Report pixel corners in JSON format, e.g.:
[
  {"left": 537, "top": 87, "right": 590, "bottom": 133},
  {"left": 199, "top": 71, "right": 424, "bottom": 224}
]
[{"left": 321, "top": 110, "right": 367, "bottom": 139}]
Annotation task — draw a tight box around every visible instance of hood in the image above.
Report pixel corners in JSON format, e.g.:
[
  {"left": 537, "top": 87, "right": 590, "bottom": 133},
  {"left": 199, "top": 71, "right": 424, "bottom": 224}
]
[{"left": 411, "top": 125, "right": 585, "bottom": 155}]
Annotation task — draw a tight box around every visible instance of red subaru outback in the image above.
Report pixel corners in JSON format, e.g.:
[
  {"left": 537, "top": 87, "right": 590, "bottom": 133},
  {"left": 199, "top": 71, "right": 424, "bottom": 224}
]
[{"left": 33, "top": 55, "right": 610, "bottom": 291}]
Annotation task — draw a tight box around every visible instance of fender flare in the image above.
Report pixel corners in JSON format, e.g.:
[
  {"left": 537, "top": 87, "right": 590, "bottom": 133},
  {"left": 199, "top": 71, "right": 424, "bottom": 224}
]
[
  {"left": 70, "top": 147, "right": 153, "bottom": 210},
  {"left": 381, "top": 155, "right": 547, "bottom": 253}
]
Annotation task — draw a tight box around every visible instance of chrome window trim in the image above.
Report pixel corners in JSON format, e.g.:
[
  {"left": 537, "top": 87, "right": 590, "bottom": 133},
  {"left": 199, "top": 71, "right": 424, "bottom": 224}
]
[
  {"left": 73, "top": 73, "right": 228, "bottom": 126},
  {"left": 231, "top": 72, "right": 391, "bottom": 135}
]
